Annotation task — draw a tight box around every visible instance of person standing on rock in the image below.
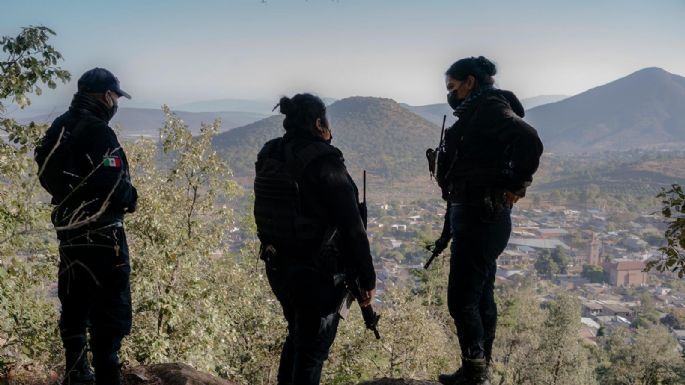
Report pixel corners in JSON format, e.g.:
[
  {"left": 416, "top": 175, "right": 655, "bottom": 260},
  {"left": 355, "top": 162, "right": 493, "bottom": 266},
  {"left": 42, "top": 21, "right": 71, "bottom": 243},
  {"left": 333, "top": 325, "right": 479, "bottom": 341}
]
[
  {"left": 35, "top": 68, "right": 138, "bottom": 385},
  {"left": 254, "top": 93, "right": 376, "bottom": 385},
  {"left": 430, "top": 56, "right": 543, "bottom": 385}
]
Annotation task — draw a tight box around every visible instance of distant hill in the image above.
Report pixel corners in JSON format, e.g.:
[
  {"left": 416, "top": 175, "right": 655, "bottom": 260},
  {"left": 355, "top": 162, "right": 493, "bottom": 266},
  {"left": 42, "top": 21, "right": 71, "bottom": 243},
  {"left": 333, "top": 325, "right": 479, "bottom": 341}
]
[
  {"left": 403, "top": 94, "right": 565, "bottom": 127},
  {"left": 521, "top": 94, "right": 568, "bottom": 109},
  {"left": 18, "top": 108, "right": 269, "bottom": 137},
  {"left": 174, "top": 97, "right": 337, "bottom": 114},
  {"left": 526, "top": 67, "right": 685, "bottom": 154},
  {"left": 173, "top": 98, "right": 278, "bottom": 115},
  {"left": 213, "top": 97, "right": 440, "bottom": 179},
  {"left": 530, "top": 149, "right": 685, "bottom": 196},
  {"left": 401, "top": 103, "right": 456, "bottom": 128},
  {"left": 534, "top": 162, "right": 685, "bottom": 196}
]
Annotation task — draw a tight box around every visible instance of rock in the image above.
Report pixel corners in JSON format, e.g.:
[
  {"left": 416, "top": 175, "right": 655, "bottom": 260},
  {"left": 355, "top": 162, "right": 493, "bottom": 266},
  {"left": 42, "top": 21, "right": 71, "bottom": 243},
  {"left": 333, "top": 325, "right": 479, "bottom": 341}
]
[
  {"left": 124, "top": 363, "right": 238, "bottom": 385},
  {"left": 358, "top": 379, "right": 440, "bottom": 385}
]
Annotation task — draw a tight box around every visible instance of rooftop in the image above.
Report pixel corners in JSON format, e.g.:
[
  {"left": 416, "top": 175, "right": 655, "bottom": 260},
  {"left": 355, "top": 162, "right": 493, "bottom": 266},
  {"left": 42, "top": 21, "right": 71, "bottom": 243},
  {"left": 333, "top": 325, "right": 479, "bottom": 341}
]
[{"left": 508, "top": 237, "right": 570, "bottom": 250}]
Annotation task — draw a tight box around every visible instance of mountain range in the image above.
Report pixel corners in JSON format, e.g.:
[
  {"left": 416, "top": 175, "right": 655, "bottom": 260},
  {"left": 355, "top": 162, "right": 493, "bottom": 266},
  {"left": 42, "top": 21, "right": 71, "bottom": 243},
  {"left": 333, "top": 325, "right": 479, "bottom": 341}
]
[
  {"left": 17, "top": 108, "right": 270, "bottom": 137},
  {"left": 403, "top": 94, "right": 568, "bottom": 127},
  {"left": 213, "top": 97, "right": 439, "bottom": 179},
  {"left": 526, "top": 67, "right": 685, "bottom": 153},
  {"left": 13, "top": 67, "right": 685, "bottom": 166},
  {"left": 173, "top": 97, "right": 337, "bottom": 114},
  {"left": 211, "top": 67, "right": 685, "bottom": 189}
]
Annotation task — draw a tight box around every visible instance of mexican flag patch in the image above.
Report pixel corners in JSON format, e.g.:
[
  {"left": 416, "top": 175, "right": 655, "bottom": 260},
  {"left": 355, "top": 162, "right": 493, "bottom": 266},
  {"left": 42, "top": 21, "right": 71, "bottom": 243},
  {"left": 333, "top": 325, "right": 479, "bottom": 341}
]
[{"left": 102, "top": 156, "right": 122, "bottom": 168}]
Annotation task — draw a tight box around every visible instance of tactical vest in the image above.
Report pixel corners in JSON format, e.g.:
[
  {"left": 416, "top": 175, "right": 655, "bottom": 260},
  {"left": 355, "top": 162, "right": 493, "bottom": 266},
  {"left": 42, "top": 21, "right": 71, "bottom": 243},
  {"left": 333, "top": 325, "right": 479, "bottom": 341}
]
[
  {"left": 440, "top": 99, "right": 515, "bottom": 200},
  {"left": 253, "top": 138, "right": 340, "bottom": 247}
]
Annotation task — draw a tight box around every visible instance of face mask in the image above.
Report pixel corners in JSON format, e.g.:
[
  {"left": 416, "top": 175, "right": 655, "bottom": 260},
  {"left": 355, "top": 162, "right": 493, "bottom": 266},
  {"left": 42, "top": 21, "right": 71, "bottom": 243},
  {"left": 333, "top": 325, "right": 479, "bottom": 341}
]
[
  {"left": 106, "top": 92, "right": 119, "bottom": 121},
  {"left": 447, "top": 90, "right": 463, "bottom": 111},
  {"left": 110, "top": 101, "right": 118, "bottom": 119}
]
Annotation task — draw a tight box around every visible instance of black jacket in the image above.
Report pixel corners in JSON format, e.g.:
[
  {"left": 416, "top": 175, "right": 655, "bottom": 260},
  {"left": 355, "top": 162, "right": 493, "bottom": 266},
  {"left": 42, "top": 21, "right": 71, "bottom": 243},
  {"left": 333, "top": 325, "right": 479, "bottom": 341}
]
[
  {"left": 437, "top": 89, "right": 543, "bottom": 202},
  {"left": 255, "top": 133, "right": 376, "bottom": 291},
  {"left": 35, "top": 94, "right": 137, "bottom": 227}
]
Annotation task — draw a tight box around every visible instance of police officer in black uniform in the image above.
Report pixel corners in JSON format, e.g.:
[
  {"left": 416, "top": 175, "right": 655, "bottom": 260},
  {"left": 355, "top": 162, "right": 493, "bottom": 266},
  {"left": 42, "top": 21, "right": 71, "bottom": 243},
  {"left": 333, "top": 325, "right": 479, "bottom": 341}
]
[
  {"left": 35, "top": 68, "right": 137, "bottom": 385},
  {"left": 434, "top": 57, "right": 543, "bottom": 385},
  {"left": 254, "top": 93, "right": 376, "bottom": 385}
]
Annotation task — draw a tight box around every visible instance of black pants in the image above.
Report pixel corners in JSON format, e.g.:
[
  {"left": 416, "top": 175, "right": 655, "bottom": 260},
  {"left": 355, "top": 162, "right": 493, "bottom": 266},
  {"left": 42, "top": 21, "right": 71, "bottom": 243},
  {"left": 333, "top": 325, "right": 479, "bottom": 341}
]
[
  {"left": 447, "top": 204, "right": 511, "bottom": 361},
  {"left": 57, "top": 224, "right": 132, "bottom": 382},
  {"left": 265, "top": 257, "right": 342, "bottom": 385}
]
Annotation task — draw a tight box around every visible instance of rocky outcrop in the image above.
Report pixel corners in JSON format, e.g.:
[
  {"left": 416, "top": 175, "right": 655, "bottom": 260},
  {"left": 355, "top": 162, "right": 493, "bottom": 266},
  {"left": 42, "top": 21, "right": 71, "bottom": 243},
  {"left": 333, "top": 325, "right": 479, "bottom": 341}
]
[
  {"left": 124, "top": 363, "right": 238, "bottom": 385},
  {"left": 358, "top": 379, "right": 440, "bottom": 385}
]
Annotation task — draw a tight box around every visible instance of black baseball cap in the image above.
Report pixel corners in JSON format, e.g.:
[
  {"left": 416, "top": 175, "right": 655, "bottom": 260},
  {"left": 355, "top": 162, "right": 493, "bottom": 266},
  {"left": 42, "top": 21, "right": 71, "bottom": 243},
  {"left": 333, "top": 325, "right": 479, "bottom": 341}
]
[{"left": 77, "top": 67, "right": 131, "bottom": 99}]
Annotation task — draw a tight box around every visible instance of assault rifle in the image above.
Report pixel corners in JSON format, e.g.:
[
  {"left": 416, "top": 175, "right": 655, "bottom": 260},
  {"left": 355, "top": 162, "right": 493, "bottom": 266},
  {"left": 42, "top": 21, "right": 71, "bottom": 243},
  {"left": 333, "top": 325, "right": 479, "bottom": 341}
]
[
  {"left": 336, "top": 170, "right": 381, "bottom": 339},
  {"left": 426, "top": 114, "right": 447, "bottom": 180},
  {"left": 423, "top": 203, "right": 452, "bottom": 270}
]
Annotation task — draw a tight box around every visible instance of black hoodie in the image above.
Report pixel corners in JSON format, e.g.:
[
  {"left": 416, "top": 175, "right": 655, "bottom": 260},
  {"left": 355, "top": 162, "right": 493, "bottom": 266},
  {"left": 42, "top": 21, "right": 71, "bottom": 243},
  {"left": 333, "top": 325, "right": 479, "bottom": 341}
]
[
  {"left": 437, "top": 89, "right": 543, "bottom": 201},
  {"left": 255, "top": 132, "right": 376, "bottom": 291},
  {"left": 35, "top": 93, "right": 138, "bottom": 228}
]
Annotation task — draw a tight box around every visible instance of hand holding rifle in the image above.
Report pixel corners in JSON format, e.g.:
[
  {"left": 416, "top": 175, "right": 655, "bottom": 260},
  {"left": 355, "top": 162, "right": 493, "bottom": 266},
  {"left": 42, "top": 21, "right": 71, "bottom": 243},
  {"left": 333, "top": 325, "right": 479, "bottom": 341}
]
[
  {"left": 424, "top": 204, "right": 452, "bottom": 270},
  {"left": 353, "top": 170, "right": 381, "bottom": 339}
]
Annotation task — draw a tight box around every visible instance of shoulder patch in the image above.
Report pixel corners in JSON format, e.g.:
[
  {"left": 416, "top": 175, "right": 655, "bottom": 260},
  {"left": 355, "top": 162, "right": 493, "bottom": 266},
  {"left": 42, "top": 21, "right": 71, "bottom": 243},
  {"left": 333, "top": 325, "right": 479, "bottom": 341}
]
[{"left": 102, "top": 156, "right": 122, "bottom": 168}]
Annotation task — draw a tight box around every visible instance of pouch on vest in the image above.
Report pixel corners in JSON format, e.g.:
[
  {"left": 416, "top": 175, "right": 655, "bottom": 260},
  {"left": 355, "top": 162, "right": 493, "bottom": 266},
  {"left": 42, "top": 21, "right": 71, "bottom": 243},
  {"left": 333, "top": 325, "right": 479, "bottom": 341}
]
[{"left": 254, "top": 139, "right": 337, "bottom": 248}]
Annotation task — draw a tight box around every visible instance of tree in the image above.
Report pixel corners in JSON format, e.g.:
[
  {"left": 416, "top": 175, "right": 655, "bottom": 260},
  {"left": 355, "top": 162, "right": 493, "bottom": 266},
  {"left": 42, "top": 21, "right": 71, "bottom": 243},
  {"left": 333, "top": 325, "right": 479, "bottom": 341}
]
[
  {"left": 324, "top": 287, "right": 454, "bottom": 384},
  {"left": 647, "top": 184, "right": 685, "bottom": 277},
  {"left": 491, "top": 292, "right": 598, "bottom": 385},
  {"left": 533, "top": 296, "right": 597, "bottom": 385},
  {"left": 1, "top": 25, "right": 70, "bottom": 252},
  {"left": 598, "top": 326, "right": 685, "bottom": 385},
  {"left": 535, "top": 251, "right": 560, "bottom": 279},
  {"left": 491, "top": 288, "right": 545, "bottom": 384},
  {"left": 535, "top": 247, "right": 570, "bottom": 279},
  {"left": 552, "top": 246, "right": 570, "bottom": 274},
  {"left": 581, "top": 264, "right": 605, "bottom": 284},
  {"left": 631, "top": 292, "right": 661, "bottom": 329},
  {"left": 660, "top": 309, "right": 685, "bottom": 330},
  {"left": 0, "top": 26, "right": 70, "bottom": 375},
  {"left": 122, "top": 107, "right": 241, "bottom": 366}
]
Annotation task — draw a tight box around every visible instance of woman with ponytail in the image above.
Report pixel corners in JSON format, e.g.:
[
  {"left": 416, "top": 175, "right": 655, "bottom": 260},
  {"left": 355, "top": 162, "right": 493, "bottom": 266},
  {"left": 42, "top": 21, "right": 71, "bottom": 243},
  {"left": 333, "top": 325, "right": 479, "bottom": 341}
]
[
  {"left": 434, "top": 57, "right": 543, "bottom": 385},
  {"left": 253, "top": 93, "right": 376, "bottom": 385}
]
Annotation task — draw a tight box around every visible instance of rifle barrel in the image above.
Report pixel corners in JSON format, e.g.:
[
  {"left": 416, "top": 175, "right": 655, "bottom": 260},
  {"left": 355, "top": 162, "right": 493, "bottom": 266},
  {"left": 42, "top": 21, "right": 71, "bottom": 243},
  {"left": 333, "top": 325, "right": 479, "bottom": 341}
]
[
  {"left": 439, "top": 114, "right": 446, "bottom": 147},
  {"left": 363, "top": 170, "right": 366, "bottom": 204},
  {"left": 424, "top": 250, "right": 439, "bottom": 270}
]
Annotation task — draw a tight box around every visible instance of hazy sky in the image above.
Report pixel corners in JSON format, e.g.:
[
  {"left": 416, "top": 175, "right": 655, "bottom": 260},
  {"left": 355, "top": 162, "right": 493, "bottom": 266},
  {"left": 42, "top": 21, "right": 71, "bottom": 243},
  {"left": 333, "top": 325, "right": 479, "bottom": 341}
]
[{"left": 2, "top": 0, "right": 684, "bottom": 107}]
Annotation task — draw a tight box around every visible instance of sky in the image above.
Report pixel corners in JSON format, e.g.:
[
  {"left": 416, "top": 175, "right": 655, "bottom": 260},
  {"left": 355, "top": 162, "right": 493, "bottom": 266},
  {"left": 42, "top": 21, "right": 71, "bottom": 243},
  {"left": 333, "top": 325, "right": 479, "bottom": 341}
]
[{"left": 2, "top": 0, "right": 684, "bottom": 108}]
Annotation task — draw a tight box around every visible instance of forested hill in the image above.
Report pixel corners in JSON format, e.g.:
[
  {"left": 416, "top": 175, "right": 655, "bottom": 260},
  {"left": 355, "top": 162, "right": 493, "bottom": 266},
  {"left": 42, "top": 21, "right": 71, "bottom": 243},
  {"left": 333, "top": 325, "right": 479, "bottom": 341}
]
[{"left": 213, "top": 96, "right": 440, "bottom": 179}]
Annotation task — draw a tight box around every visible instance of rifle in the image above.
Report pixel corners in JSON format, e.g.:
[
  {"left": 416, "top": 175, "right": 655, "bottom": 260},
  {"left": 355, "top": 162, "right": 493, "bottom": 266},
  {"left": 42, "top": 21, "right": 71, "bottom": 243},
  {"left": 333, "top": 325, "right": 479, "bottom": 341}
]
[
  {"left": 424, "top": 203, "right": 452, "bottom": 270},
  {"left": 426, "top": 114, "right": 447, "bottom": 180},
  {"left": 360, "top": 170, "right": 367, "bottom": 228},
  {"left": 336, "top": 170, "right": 381, "bottom": 339},
  {"left": 336, "top": 276, "right": 381, "bottom": 339}
]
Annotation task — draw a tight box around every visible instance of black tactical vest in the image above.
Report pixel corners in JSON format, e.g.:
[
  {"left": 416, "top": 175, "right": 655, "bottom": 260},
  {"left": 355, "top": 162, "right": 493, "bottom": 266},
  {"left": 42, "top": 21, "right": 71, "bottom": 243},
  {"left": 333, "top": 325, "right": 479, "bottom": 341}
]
[{"left": 254, "top": 137, "right": 340, "bottom": 247}]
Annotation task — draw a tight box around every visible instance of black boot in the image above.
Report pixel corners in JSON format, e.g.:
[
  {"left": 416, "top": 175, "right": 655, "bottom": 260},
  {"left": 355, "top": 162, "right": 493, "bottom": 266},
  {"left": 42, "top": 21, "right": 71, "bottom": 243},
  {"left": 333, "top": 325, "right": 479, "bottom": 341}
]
[
  {"left": 92, "top": 351, "right": 123, "bottom": 385},
  {"left": 93, "top": 365, "right": 123, "bottom": 385},
  {"left": 62, "top": 349, "right": 95, "bottom": 385},
  {"left": 438, "top": 366, "right": 466, "bottom": 385},
  {"left": 438, "top": 357, "right": 490, "bottom": 385},
  {"left": 90, "top": 334, "right": 123, "bottom": 385}
]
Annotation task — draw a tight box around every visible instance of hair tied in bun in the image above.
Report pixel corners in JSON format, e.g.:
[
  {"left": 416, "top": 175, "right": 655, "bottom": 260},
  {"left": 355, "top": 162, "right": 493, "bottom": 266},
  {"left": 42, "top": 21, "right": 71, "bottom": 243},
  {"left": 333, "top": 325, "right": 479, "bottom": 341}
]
[
  {"left": 277, "top": 96, "right": 298, "bottom": 115},
  {"left": 477, "top": 56, "right": 497, "bottom": 76}
]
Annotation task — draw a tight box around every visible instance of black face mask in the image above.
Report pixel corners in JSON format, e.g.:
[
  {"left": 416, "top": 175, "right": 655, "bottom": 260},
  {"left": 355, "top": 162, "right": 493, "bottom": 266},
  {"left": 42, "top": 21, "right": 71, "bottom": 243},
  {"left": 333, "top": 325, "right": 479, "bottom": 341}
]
[
  {"left": 109, "top": 102, "right": 118, "bottom": 120},
  {"left": 447, "top": 89, "right": 463, "bottom": 111},
  {"left": 105, "top": 93, "right": 119, "bottom": 121}
]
